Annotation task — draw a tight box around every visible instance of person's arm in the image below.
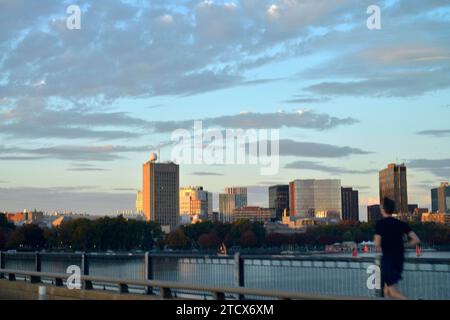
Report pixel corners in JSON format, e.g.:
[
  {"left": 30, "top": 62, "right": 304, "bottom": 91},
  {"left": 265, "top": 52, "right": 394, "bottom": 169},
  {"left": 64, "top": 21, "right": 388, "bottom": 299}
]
[
  {"left": 405, "top": 231, "right": 420, "bottom": 248},
  {"left": 374, "top": 234, "right": 382, "bottom": 250}
]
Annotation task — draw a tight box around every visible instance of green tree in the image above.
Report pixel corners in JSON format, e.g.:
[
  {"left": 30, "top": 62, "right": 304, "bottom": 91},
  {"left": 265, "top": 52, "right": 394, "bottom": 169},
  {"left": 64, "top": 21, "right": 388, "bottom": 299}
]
[
  {"left": 7, "top": 224, "right": 46, "bottom": 250},
  {"left": 240, "top": 230, "right": 258, "bottom": 248},
  {"left": 166, "top": 229, "right": 189, "bottom": 249},
  {"left": 198, "top": 233, "right": 221, "bottom": 250},
  {"left": 342, "top": 230, "right": 353, "bottom": 242}
]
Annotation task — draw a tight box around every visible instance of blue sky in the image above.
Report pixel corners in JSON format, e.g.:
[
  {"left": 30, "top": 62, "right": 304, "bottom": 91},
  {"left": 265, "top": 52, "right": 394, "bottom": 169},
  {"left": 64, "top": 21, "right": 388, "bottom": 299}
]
[{"left": 0, "top": 0, "right": 449, "bottom": 219}]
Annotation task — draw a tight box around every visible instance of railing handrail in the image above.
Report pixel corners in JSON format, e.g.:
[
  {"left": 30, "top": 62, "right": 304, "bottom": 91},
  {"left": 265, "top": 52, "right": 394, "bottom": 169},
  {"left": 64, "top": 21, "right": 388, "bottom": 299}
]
[
  {"left": 3, "top": 251, "right": 450, "bottom": 265},
  {"left": 0, "top": 268, "right": 375, "bottom": 300}
]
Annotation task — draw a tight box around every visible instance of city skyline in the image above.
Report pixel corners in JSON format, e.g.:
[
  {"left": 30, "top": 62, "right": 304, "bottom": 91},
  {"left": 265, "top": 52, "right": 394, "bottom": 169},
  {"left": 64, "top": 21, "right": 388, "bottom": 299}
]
[{"left": 1, "top": 1, "right": 450, "bottom": 219}]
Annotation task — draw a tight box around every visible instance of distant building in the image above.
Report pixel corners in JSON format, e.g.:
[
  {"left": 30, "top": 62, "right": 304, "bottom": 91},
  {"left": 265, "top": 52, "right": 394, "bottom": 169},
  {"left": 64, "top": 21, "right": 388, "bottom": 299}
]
[
  {"left": 408, "top": 204, "right": 418, "bottom": 214},
  {"left": 231, "top": 206, "right": 271, "bottom": 223},
  {"left": 135, "top": 190, "right": 143, "bottom": 214},
  {"left": 367, "top": 204, "right": 382, "bottom": 223},
  {"left": 265, "top": 221, "right": 306, "bottom": 234},
  {"left": 379, "top": 163, "right": 408, "bottom": 214},
  {"left": 269, "top": 185, "right": 289, "bottom": 221},
  {"left": 219, "top": 187, "right": 247, "bottom": 222},
  {"left": 142, "top": 153, "right": 179, "bottom": 232},
  {"left": 52, "top": 215, "right": 73, "bottom": 227},
  {"left": 289, "top": 179, "right": 342, "bottom": 219},
  {"left": 179, "top": 186, "right": 213, "bottom": 224},
  {"left": 431, "top": 182, "right": 450, "bottom": 213},
  {"left": 6, "top": 210, "right": 43, "bottom": 226},
  {"left": 341, "top": 187, "right": 359, "bottom": 221},
  {"left": 210, "top": 211, "right": 220, "bottom": 223},
  {"left": 6, "top": 212, "right": 25, "bottom": 225},
  {"left": 421, "top": 212, "right": 450, "bottom": 225}
]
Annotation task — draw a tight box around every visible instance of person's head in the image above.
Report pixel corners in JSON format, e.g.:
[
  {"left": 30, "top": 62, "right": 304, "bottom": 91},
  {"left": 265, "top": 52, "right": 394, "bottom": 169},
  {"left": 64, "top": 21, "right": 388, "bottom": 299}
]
[{"left": 381, "top": 197, "right": 396, "bottom": 217}]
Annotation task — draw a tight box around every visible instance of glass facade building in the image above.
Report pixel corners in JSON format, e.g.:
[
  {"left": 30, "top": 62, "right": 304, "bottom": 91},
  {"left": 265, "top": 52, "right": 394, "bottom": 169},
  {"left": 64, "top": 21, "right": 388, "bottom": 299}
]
[
  {"left": 219, "top": 187, "right": 247, "bottom": 222},
  {"left": 341, "top": 187, "right": 359, "bottom": 221},
  {"left": 379, "top": 163, "right": 408, "bottom": 214},
  {"left": 269, "top": 185, "right": 289, "bottom": 221},
  {"left": 431, "top": 182, "right": 450, "bottom": 213},
  {"left": 289, "top": 179, "right": 342, "bottom": 219}
]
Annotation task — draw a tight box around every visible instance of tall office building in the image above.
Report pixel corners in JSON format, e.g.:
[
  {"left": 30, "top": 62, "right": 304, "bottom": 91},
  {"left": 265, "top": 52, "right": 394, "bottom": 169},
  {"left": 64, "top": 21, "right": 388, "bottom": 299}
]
[
  {"left": 142, "top": 153, "right": 179, "bottom": 232},
  {"left": 135, "top": 190, "right": 143, "bottom": 214},
  {"left": 379, "top": 163, "right": 408, "bottom": 214},
  {"left": 431, "top": 182, "right": 450, "bottom": 213},
  {"left": 179, "top": 186, "right": 213, "bottom": 222},
  {"left": 367, "top": 204, "right": 382, "bottom": 223},
  {"left": 219, "top": 187, "right": 247, "bottom": 222},
  {"left": 341, "top": 187, "right": 359, "bottom": 221},
  {"left": 269, "top": 185, "right": 289, "bottom": 221},
  {"left": 231, "top": 206, "right": 271, "bottom": 223},
  {"left": 289, "top": 179, "right": 342, "bottom": 219}
]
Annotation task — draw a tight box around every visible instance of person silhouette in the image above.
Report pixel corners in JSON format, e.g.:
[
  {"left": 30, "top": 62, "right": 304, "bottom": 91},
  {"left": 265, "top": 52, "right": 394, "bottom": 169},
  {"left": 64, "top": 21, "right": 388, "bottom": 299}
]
[{"left": 374, "top": 197, "right": 421, "bottom": 299}]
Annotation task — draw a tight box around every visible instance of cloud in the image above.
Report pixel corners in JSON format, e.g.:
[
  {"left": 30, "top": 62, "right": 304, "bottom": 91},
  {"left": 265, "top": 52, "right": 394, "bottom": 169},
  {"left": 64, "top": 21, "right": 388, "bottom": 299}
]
[
  {"left": 283, "top": 95, "right": 330, "bottom": 104},
  {"left": 67, "top": 167, "right": 110, "bottom": 172},
  {"left": 416, "top": 129, "right": 450, "bottom": 137},
  {"left": 408, "top": 158, "right": 450, "bottom": 179},
  {"left": 190, "top": 172, "right": 224, "bottom": 176},
  {"left": 304, "top": 67, "right": 450, "bottom": 97},
  {"left": 278, "top": 139, "right": 371, "bottom": 158},
  {"left": 0, "top": 144, "right": 165, "bottom": 162},
  {"left": 150, "top": 110, "right": 358, "bottom": 132},
  {"left": 284, "top": 160, "right": 377, "bottom": 174},
  {"left": 0, "top": 186, "right": 134, "bottom": 215},
  {"left": 0, "top": 98, "right": 149, "bottom": 141}
]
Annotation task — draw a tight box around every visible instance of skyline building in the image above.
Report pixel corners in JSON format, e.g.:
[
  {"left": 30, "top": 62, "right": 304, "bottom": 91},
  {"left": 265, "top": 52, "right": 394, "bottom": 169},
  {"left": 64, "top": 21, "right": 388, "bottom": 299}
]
[
  {"left": 379, "top": 163, "right": 408, "bottom": 214},
  {"left": 269, "top": 185, "right": 290, "bottom": 221},
  {"left": 219, "top": 187, "right": 247, "bottom": 222},
  {"left": 135, "top": 190, "right": 143, "bottom": 214},
  {"left": 142, "top": 154, "right": 179, "bottom": 232},
  {"left": 231, "top": 206, "right": 272, "bottom": 223},
  {"left": 367, "top": 204, "right": 382, "bottom": 222},
  {"left": 431, "top": 182, "right": 450, "bottom": 214},
  {"left": 179, "top": 186, "right": 213, "bottom": 223},
  {"left": 341, "top": 187, "right": 359, "bottom": 221},
  {"left": 289, "top": 179, "right": 342, "bottom": 219}
]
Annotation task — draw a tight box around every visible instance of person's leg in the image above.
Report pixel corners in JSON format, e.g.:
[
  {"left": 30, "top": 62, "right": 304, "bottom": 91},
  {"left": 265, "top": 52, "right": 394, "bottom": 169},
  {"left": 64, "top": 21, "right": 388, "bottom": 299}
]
[
  {"left": 386, "top": 284, "right": 407, "bottom": 300},
  {"left": 383, "top": 284, "right": 391, "bottom": 298}
]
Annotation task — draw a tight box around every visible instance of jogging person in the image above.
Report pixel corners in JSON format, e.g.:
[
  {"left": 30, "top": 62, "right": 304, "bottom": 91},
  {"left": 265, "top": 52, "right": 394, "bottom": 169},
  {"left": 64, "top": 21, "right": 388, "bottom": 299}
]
[{"left": 374, "top": 197, "right": 421, "bottom": 299}]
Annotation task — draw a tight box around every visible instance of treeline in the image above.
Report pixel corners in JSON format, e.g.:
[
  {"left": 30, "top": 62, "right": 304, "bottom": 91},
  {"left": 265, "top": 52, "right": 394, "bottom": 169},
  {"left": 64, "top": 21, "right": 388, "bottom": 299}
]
[
  {"left": 0, "top": 214, "right": 164, "bottom": 251},
  {"left": 1, "top": 213, "right": 450, "bottom": 251}
]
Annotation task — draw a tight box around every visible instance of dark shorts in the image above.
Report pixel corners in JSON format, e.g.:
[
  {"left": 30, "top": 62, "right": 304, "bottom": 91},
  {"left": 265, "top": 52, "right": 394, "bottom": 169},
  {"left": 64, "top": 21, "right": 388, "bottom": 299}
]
[{"left": 381, "top": 258, "right": 404, "bottom": 286}]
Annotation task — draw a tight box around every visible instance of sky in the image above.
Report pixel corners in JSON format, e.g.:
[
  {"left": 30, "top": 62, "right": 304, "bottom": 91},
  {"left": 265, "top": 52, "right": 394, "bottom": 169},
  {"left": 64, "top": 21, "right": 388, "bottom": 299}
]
[{"left": 0, "top": 0, "right": 449, "bottom": 220}]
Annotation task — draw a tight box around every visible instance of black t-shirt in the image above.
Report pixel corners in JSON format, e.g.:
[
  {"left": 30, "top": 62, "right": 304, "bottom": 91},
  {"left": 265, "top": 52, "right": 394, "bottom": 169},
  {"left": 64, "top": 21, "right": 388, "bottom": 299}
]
[{"left": 375, "top": 217, "right": 412, "bottom": 261}]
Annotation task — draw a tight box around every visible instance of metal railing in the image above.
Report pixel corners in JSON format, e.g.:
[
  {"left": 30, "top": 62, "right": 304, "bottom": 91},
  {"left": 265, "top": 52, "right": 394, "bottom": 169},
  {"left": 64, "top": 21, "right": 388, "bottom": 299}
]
[
  {"left": 0, "top": 268, "right": 371, "bottom": 300},
  {"left": 1, "top": 251, "right": 449, "bottom": 300}
]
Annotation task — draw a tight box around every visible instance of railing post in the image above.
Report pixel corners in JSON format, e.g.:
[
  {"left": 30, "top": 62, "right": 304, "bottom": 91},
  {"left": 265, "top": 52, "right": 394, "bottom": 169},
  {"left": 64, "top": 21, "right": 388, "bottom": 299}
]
[
  {"left": 144, "top": 252, "right": 154, "bottom": 294},
  {"left": 119, "top": 283, "right": 129, "bottom": 294},
  {"left": 30, "top": 252, "right": 41, "bottom": 283},
  {"left": 160, "top": 287, "right": 172, "bottom": 299},
  {"left": 0, "top": 251, "right": 4, "bottom": 279},
  {"left": 234, "top": 253, "right": 245, "bottom": 300},
  {"left": 81, "top": 253, "right": 93, "bottom": 290},
  {"left": 374, "top": 256, "right": 384, "bottom": 298},
  {"left": 213, "top": 291, "right": 225, "bottom": 300}
]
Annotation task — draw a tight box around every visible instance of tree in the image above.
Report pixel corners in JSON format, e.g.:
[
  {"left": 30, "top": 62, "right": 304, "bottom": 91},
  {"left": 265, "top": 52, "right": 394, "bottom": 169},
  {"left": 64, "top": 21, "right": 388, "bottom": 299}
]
[
  {"left": 7, "top": 224, "right": 46, "bottom": 250},
  {"left": 166, "top": 229, "right": 189, "bottom": 249},
  {"left": 343, "top": 230, "right": 353, "bottom": 242},
  {"left": 240, "top": 230, "right": 258, "bottom": 248},
  {"left": 198, "top": 233, "right": 221, "bottom": 250}
]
